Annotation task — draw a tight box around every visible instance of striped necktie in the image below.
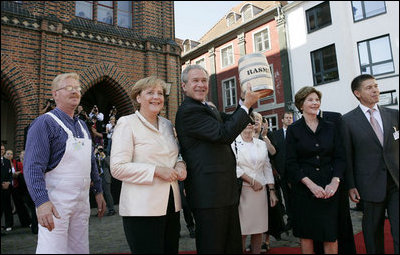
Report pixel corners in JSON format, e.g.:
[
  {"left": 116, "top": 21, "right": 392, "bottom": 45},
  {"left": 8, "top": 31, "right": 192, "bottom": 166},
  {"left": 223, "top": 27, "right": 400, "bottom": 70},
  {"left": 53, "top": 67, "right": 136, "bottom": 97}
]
[{"left": 368, "top": 108, "right": 383, "bottom": 146}]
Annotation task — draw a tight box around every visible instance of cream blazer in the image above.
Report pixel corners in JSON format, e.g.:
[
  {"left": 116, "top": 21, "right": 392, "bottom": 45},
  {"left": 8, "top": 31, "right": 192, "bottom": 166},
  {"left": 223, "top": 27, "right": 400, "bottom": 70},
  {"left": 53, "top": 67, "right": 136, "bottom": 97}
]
[
  {"left": 231, "top": 135, "right": 274, "bottom": 186},
  {"left": 110, "top": 111, "right": 181, "bottom": 216}
]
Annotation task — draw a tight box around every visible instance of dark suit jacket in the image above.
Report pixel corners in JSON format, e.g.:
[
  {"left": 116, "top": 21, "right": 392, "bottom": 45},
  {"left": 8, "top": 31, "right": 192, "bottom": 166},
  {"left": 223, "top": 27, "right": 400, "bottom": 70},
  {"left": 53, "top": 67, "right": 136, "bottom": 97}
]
[
  {"left": 271, "top": 129, "right": 286, "bottom": 179},
  {"left": 286, "top": 116, "right": 346, "bottom": 188},
  {"left": 175, "top": 97, "right": 252, "bottom": 209},
  {"left": 1, "top": 157, "right": 13, "bottom": 186},
  {"left": 319, "top": 110, "right": 342, "bottom": 128},
  {"left": 102, "top": 156, "right": 112, "bottom": 184},
  {"left": 342, "top": 105, "right": 399, "bottom": 202}
]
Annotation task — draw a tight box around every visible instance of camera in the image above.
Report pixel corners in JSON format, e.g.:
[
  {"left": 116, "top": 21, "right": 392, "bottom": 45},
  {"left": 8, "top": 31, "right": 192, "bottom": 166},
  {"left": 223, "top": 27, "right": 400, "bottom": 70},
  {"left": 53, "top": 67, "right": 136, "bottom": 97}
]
[
  {"left": 98, "top": 148, "right": 104, "bottom": 152},
  {"left": 45, "top": 98, "right": 56, "bottom": 107}
]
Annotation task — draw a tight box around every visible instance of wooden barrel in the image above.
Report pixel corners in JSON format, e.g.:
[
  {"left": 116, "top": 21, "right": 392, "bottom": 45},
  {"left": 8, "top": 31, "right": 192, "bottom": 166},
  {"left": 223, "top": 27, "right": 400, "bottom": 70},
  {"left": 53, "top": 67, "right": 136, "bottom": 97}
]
[{"left": 238, "top": 53, "right": 274, "bottom": 98}]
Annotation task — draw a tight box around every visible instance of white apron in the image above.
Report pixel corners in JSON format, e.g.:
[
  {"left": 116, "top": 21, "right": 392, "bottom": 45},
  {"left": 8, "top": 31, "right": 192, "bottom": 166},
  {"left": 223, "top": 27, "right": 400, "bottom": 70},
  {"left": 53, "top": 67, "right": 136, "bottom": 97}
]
[{"left": 36, "top": 113, "right": 92, "bottom": 254}]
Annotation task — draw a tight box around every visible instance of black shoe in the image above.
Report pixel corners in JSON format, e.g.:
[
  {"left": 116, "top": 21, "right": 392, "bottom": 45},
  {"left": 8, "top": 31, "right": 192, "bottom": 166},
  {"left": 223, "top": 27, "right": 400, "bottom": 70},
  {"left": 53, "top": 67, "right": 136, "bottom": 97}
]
[
  {"left": 272, "top": 233, "right": 281, "bottom": 241},
  {"left": 106, "top": 210, "right": 116, "bottom": 216},
  {"left": 261, "top": 242, "right": 270, "bottom": 252}
]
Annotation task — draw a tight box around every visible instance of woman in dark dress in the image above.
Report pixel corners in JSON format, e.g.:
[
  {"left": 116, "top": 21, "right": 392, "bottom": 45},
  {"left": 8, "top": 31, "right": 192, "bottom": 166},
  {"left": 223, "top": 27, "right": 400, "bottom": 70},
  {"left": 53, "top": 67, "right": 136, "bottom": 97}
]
[{"left": 286, "top": 87, "right": 346, "bottom": 254}]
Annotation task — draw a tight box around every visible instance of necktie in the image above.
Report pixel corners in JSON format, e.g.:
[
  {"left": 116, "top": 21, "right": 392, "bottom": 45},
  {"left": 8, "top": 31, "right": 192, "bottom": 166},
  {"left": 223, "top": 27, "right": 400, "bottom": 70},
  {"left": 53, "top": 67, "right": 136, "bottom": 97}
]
[{"left": 368, "top": 109, "right": 383, "bottom": 146}]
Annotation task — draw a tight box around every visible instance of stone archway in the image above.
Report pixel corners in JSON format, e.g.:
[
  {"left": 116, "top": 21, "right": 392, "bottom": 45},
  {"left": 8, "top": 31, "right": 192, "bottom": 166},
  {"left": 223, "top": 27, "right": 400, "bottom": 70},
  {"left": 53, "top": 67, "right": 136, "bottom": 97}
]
[
  {"left": 79, "top": 63, "right": 134, "bottom": 119},
  {"left": 1, "top": 54, "right": 35, "bottom": 153}
]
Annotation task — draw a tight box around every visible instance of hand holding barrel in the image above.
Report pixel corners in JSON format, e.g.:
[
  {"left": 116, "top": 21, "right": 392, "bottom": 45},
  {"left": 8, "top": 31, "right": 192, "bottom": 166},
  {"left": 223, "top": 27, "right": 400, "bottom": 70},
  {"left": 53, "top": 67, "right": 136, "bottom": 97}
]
[{"left": 242, "top": 83, "right": 264, "bottom": 109}]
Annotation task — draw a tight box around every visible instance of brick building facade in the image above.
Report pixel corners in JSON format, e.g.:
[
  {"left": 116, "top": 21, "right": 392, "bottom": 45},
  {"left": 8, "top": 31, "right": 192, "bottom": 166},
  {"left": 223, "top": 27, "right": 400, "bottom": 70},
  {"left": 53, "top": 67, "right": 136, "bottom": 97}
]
[
  {"left": 181, "top": 1, "right": 291, "bottom": 131},
  {"left": 1, "top": 1, "right": 182, "bottom": 154}
]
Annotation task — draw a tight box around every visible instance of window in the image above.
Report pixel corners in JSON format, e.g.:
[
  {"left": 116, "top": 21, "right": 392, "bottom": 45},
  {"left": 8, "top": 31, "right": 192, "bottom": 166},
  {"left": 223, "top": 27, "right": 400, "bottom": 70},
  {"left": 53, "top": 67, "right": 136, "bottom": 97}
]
[
  {"left": 97, "top": 1, "right": 113, "bottom": 24},
  {"left": 358, "top": 35, "right": 394, "bottom": 76},
  {"left": 242, "top": 4, "right": 253, "bottom": 22},
  {"left": 264, "top": 115, "right": 278, "bottom": 131},
  {"left": 254, "top": 28, "right": 270, "bottom": 52},
  {"left": 76, "top": 1, "right": 93, "bottom": 20},
  {"left": 222, "top": 78, "right": 237, "bottom": 108},
  {"left": 352, "top": 1, "right": 386, "bottom": 22},
  {"left": 221, "top": 45, "right": 234, "bottom": 68},
  {"left": 183, "top": 41, "right": 190, "bottom": 53},
  {"left": 227, "top": 13, "right": 235, "bottom": 27},
  {"left": 306, "top": 2, "right": 332, "bottom": 33},
  {"left": 311, "top": 44, "right": 339, "bottom": 85},
  {"left": 379, "top": 90, "right": 398, "bottom": 106},
  {"left": 195, "top": 58, "right": 205, "bottom": 68},
  {"left": 117, "top": 1, "right": 132, "bottom": 28}
]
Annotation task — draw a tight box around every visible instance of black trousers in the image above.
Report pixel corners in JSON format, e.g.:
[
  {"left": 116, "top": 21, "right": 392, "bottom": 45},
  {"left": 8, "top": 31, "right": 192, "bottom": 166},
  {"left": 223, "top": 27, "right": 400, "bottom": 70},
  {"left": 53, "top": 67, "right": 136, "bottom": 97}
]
[
  {"left": 1, "top": 187, "right": 13, "bottom": 228},
  {"left": 12, "top": 186, "right": 31, "bottom": 227},
  {"left": 363, "top": 174, "right": 399, "bottom": 254},
  {"left": 179, "top": 181, "right": 195, "bottom": 229},
  {"left": 192, "top": 205, "right": 242, "bottom": 254},
  {"left": 122, "top": 186, "right": 180, "bottom": 254}
]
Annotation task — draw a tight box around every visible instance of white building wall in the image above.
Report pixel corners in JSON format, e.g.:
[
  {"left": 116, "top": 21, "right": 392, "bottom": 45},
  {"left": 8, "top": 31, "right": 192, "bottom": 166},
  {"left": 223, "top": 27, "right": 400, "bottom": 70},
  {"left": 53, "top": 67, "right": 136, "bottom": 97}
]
[{"left": 285, "top": 1, "right": 399, "bottom": 115}]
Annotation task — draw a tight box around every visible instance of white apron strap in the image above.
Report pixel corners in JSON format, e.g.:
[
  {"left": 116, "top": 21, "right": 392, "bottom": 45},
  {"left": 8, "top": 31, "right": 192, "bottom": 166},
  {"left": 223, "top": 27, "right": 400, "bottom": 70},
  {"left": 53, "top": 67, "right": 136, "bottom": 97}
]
[{"left": 46, "top": 112, "right": 73, "bottom": 138}]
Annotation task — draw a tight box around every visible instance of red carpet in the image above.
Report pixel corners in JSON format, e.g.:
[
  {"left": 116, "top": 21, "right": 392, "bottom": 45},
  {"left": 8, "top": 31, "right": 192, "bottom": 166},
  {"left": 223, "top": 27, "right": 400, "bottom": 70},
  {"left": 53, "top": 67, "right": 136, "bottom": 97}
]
[
  {"left": 353, "top": 219, "right": 394, "bottom": 254},
  {"left": 179, "top": 219, "right": 394, "bottom": 254}
]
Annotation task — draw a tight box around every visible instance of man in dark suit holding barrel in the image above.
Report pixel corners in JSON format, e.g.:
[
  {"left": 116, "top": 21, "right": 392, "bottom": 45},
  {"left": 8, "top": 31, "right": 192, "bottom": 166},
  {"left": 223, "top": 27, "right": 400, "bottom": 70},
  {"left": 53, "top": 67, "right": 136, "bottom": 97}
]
[{"left": 175, "top": 65, "right": 262, "bottom": 253}]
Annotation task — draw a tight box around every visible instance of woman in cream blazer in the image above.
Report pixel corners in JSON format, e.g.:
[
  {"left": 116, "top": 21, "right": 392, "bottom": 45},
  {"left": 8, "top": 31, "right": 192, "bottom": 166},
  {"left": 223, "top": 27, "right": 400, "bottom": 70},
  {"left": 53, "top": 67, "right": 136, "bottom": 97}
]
[
  {"left": 110, "top": 76, "right": 186, "bottom": 254},
  {"left": 232, "top": 122, "right": 277, "bottom": 254}
]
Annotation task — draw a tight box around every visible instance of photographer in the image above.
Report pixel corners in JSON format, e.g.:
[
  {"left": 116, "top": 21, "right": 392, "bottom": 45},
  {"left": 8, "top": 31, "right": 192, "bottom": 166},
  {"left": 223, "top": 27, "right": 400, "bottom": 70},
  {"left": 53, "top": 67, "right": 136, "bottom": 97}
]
[
  {"left": 108, "top": 106, "right": 118, "bottom": 121},
  {"left": 90, "top": 116, "right": 104, "bottom": 147},
  {"left": 75, "top": 105, "right": 88, "bottom": 122},
  {"left": 39, "top": 99, "right": 56, "bottom": 115},
  {"left": 94, "top": 145, "right": 116, "bottom": 216},
  {"left": 89, "top": 105, "right": 104, "bottom": 122},
  {"left": 105, "top": 116, "right": 116, "bottom": 156}
]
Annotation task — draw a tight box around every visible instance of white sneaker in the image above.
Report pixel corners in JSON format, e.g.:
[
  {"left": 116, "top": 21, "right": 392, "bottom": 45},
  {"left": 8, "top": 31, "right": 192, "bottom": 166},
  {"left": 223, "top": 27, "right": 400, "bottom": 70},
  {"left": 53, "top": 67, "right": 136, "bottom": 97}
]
[{"left": 5, "top": 227, "right": 12, "bottom": 232}]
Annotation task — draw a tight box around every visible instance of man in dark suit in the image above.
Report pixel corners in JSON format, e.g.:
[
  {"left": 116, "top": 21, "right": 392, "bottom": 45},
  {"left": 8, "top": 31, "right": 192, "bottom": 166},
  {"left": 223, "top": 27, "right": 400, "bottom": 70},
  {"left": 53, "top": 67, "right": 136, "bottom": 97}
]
[
  {"left": 342, "top": 74, "right": 399, "bottom": 254},
  {"left": 271, "top": 111, "right": 293, "bottom": 231},
  {"left": 1, "top": 144, "right": 14, "bottom": 232},
  {"left": 175, "top": 65, "right": 262, "bottom": 253}
]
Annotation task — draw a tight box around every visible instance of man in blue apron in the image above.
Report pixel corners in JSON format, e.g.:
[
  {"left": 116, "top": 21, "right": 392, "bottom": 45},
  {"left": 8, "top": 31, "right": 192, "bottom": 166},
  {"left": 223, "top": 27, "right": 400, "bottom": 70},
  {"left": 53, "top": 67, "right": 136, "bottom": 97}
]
[{"left": 24, "top": 72, "right": 106, "bottom": 254}]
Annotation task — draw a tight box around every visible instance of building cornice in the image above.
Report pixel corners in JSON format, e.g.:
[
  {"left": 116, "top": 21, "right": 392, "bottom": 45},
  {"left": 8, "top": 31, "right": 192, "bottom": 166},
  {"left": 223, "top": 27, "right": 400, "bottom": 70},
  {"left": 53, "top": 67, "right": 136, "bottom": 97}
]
[
  {"left": 1, "top": 1, "right": 180, "bottom": 56},
  {"left": 181, "top": 5, "right": 280, "bottom": 62}
]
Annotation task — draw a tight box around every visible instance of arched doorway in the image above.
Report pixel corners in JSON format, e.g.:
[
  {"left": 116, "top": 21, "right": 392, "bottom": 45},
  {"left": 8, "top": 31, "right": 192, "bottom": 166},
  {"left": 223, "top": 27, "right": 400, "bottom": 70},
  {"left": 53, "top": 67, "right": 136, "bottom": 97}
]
[
  {"left": 1, "top": 87, "right": 16, "bottom": 152},
  {"left": 81, "top": 76, "right": 133, "bottom": 208}
]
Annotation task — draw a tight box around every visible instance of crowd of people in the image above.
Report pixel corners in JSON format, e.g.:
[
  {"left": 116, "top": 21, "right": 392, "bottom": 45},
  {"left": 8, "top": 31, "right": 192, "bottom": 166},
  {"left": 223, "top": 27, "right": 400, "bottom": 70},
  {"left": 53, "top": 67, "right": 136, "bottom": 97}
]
[{"left": 1, "top": 67, "right": 398, "bottom": 255}]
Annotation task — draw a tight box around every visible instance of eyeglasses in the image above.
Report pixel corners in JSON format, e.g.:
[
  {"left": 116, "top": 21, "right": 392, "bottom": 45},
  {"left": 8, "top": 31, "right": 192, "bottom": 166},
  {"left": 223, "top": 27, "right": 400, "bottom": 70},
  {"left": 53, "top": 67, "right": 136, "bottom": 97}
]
[{"left": 56, "top": 85, "right": 82, "bottom": 92}]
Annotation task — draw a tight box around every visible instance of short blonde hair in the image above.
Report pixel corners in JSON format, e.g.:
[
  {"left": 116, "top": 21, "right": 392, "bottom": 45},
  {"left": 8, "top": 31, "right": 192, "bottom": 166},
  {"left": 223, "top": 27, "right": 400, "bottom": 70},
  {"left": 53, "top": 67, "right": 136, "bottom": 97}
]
[
  {"left": 52, "top": 73, "right": 80, "bottom": 91},
  {"left": 131, "top": 76, "right": 167, "bottom": 110},
  {"left": 294, "top": 86, "right": 322, "bottom": 114},
  {"left": 251, "top": 111, "right": 262, "bottom": 121}
]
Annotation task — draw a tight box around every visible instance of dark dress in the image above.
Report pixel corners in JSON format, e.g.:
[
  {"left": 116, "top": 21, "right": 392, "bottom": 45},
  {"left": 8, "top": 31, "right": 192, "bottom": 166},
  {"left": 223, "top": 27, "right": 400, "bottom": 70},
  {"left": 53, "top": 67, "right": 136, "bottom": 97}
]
[{"left": 286, "top": 116, "right": 345, "bottom": 242}]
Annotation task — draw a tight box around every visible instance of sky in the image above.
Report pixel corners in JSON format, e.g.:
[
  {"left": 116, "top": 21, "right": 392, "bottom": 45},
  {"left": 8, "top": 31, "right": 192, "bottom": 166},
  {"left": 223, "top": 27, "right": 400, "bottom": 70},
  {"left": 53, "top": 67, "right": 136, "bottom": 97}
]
[{"left": 174, "top": 1, "right": 244, "bottom": 41}]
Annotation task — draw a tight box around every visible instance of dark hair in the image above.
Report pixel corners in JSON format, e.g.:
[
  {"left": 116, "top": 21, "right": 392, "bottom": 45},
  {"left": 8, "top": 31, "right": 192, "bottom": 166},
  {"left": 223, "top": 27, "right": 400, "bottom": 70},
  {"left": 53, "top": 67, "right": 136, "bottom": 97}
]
[
  {"left": 283, "top": 111, "right": 293, "bottom": 118},
  {"left": 351, "top": 74, "right": 375, "bottom": 100},
  {"left": 294, "top": 86, "right": 322, "bottom": 114}
]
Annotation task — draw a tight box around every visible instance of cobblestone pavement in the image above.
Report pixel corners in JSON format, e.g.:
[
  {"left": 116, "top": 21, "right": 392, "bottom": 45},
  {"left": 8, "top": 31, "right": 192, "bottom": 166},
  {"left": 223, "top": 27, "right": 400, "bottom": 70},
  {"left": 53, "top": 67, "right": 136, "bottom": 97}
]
[{"left": 1, "top": 202, "right": 363, "bottom": 254}]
